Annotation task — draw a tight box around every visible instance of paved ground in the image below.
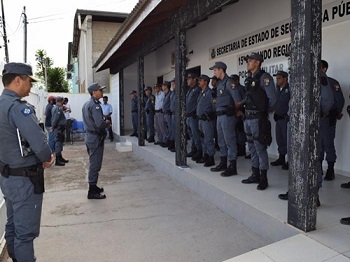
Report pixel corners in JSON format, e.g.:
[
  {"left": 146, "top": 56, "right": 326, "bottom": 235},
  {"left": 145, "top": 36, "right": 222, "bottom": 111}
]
[{"left": 4, "top": 141, "right": 268, "bottom": 262}]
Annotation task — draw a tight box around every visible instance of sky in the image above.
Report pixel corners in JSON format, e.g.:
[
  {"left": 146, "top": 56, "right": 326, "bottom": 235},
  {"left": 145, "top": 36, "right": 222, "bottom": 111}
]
[{"left": 2, "top": 0, "right": 138, "bottom": 71}]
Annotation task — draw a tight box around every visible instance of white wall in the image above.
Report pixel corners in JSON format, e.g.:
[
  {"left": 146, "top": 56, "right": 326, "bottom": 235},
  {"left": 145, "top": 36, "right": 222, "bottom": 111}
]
[{"left": 110, "top": 73, "right": 120, "bottom": 135}]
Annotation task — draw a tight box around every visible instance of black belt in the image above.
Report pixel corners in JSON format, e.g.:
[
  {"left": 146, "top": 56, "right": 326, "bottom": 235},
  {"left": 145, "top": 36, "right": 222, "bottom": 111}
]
[
  {"left": 155, "top": 109, "right": 163, "bottom": 113},
  {"left": 131, "top": 110, "right": 138, "bottom": 113},
  {"left": 87, "top": 130, "right": 101, "bottom": 135},
  {"left": 245, "top": 111, "right": 263, "bottom": 119},
  {"left": 216, "top": 110, "right": 227, "bottom": 116},
  {"left": 165, "top": 110, "right": 172, "bottom": 115},
  {"left": 1, "top": 164, "right": 39, "bottom": 178}
]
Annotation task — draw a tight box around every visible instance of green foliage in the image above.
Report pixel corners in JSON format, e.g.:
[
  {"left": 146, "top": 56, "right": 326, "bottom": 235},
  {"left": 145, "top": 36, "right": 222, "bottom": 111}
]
[{"left": 47, "top": 67, "right": 69, "bottom": 93}]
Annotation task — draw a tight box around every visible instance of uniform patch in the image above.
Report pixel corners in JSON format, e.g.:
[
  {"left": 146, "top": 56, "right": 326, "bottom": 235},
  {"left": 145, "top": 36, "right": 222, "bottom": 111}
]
[
  {"left": 203, "top": 93, "right": 206, "bottom": 97},
  {"left": 21, "top": 107, "right": 33, "bottom": 116},
  {"left": 231, "top": 84, "right": 235, "bottom": 89},
  {"left": 220, "top": 90, "right": 223, "bottom": 95},
  {"left": 263, "top": 78, "right": 270, "bottom": 85},
  {"left": 212, "top": 99, "right": 216, "bottom": 104},
  {"left": 96, "top": 106, "right": 100, "bottom": 109},
  {"left": 285, "top": 89, "right": 289, "bottom": 93},
  {"left": 334, "top": 84, "right": 340, "bottom": 91}
]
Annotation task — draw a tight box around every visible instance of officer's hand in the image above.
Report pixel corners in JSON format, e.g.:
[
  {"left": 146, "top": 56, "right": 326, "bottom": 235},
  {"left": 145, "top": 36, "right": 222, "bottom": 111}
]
[
  {"left": 42, "top": 154, "right": 55, "bottom": 169},
  {"left": 106, "top": 120, "right": 111, "bottom": 128},
  {"left": 236, "top": 110, "right": 244, "bottom": 118}
]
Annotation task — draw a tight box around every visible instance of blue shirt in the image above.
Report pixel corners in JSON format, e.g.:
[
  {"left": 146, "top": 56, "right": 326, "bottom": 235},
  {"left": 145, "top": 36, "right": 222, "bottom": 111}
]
[
  {"left": 320, "top": 71, "right": 334, "bottom": 116},
  {"left": 216, "top": 74, "right": 241, "bottom": 110},
  {"left": 186, "top": 85, "right": 200, "bottom": 114},
  {"left": 170, "top": 89, "right": 176, "bottom": 113},
  {"left": 163, "top": 91, "right": 171, "bottom": 112},
  {"left": 45, "top": 103, "right": 54, "bottom": 127},
  {"left": 82, "top": 97, "right": 108, "bottom": 132},
  {"left": 328, "top": 76, "right": 345, "bottom": 115},
  {"left": 131, "top": 97, "right": 138, "bottom": 112},
  {"left": 196, "top": 86, "right": 215, "bottom": 117},
  {"left": 155, "top": 91, "right": 165, "bottom": 110},
  {"left": 101, "top": 103, "right": 113, "bottom": 116},
  {"left": 275, "top": 83, "right": 290, "bottom": 116}
]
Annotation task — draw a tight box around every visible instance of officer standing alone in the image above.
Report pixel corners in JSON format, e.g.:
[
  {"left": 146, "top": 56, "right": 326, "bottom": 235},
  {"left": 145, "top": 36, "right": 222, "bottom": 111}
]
[
  {"left": 270, "top": 71, "right": 290, "bottom": 170},
  {"left": 240, "top": 53, "right": 277, "bottom": 190},
  {"left": 51, "top": 96, "right": 68, "bottom": 166},
  {"left": 0, "top": 62, "right": 54, "bottom": 262},
  {"left": 82, "top": 83, "right": 111, "bottom": 199}
]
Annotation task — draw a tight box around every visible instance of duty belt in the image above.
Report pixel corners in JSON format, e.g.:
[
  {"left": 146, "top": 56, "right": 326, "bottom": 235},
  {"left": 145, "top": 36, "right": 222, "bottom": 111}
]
[
  {"left": 245, "top": 110, "right": 263, "bottom": 119},
  {"left": 155, "top": 109, "right": 163, "bottom": 113},
  {"left": 216, "top": 110, "right": 227, "bottom": 116},
  {"left": 1, "top": 164, "right": 40, "bottom": 178},
  {"left": 198, "top": 115, "right": 211, "bottom": 121}
]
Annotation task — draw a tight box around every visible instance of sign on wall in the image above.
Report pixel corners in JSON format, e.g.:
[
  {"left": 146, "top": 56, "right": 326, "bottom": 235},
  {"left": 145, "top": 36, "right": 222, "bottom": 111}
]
[{"left": 209, "top": 0, "right": 350, "bottom": 61}]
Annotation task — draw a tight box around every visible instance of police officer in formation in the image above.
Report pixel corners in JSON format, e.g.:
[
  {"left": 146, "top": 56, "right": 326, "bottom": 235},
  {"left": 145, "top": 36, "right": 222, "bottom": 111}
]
[
  {"left": 320, "top": 60, "right": 345, "bottom": 181},
  {"left": 185, "top": 73, "right": 202, "bottom": 161},
  {"left": 0, "top": 62, "right": 54, "bottom": 262},
  {"left": 51, "top": 96, "right": 68, "bottom": 166},
  {"left": 210, "top": 76, "right": 220, "bottom": 150},
  {"left": 161, "top": 81, "right": 172, "bottom": 148},
  {"left": 240, "top": 53, "right": 276, "bottom": 190},
  {"left": 45, "top": 96, "right": 56, "bottom": 152},
  {"left": 230, "top": 74, "right": 247, "bottom": 157},
  {"left": 154, "top": 83, "right": 167, "bottom": 145},
  {"left": 270, "top": 71, "right": 290, "bottom": 170},
  {"left": 130, "top": 90, "right": 138, "bottom": 137},
  {"left": 196, "top": 74, "right": 216, "bottom": 167},
  {"left": 82, "top": 83, "right": 111, "bottom": 200},
  {"left": 169, "top": 78, "right": 176, "bottom": 152},
  {"left": 144, "top": 86, "right": 156, "bottom": 143},
  {"left": 209, "top": 62, "right": 241, "bottom": 177}
]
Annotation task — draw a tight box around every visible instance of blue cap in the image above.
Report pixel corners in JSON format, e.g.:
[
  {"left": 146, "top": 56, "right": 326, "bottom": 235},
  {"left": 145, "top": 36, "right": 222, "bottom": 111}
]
[
  {"left": 186, "top": 73, "right": 198, "bottom": 79},
  {"left": 198, "top": 74, "right": 210, "bottom": 83},
  {"left": 244, "top": 52, "right": 264, "bottom": 62},
  {"left": 3, "top": 62, "right": 40, "bottom": 82},
  {"left": 56, "top": 96, "right": 64, "bottom": 102},
  {"left": 273, "top": 71, "right": 288, "bottom": 78},
  {"left": 162, "top": 81, "right": 171, "bottom": 88},
  {"left": 209, "top": 61, "right": 227, "bottom": 70},
  {"left": 88, "top": 83, "right": 106, "bottom": 93}
]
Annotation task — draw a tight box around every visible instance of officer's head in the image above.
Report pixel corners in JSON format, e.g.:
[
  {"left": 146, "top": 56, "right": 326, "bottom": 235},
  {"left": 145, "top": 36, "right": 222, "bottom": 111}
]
[
  {"left": 144, "top": 86, "right": 152, "bottom": 96},
  {"left": 56, "top": 96, "right": 64, "bottom": 106},
  {"left": 198, "top": 74, "right": 210, "bottom": 89},
  {"left": 273, "top": 71, "right": 288, "bottom": 87},
  {"left": 210, "top": 76, "right": 218, "bottom": 88},
  {"left": 48, "top": 96, "right": 56, "bottom": 104},
  {"left": 321, "top": 60, "right": 328, "bottom": 73},
  {"left": 88, "top": 83, "right": 106, "bottom": 99},
  {"left": 2, "top": 62, "right": 40, "bottom": 97},
  {"left": 162, "top": 81, "right": 171, "bottom": 92},
  {"left": 186, "top": 73, "right": 198, "bottom": 88},
  {"left": 244, "top": 53, "right": 263, "bottom": 73},
  {"left": 209, "top": 62, "right": 227, "bottom": 80},
  {"left": 129, "top": 90, "right": 137, "bottom": 98},
  {"left": 154, "top": 83, "right": 161, "bottom": 93},
  {"left": 103, "top": 96, "right": 108, "bottom": 104},
  {"left": 64, "top": 97, "right": 68, "bottom": 104},
  {"left": 230, "top": 74, "right": 240, "bottom": 85},
  {"left": 171, "top": 78, "right": 176, "bottom": 90}
]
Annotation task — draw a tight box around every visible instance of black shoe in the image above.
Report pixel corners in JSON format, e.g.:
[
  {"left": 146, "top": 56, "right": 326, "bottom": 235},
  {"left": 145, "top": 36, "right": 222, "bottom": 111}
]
[
  {"left": 87, "top": 191, "right": 106, "bottom": 199},
  {"left": 242, "top": 167, "right": 260, "bottom": 184},
  {"left": 55, "top": 159, "right": 65, "bottom": 166},
  {"left": 341, "top": 182, "right": 350, "bottom": 188},
  {"left": 161, "top": 141, "right": 170, "bottom": 148},
  {"left": 130, "top": 133, "right": 137, "bottom": 137},
  {"left": 186, "top": 149, "right": 197, "bottom": 158},
  {"left": 278, "top": 192, "right": 288, "bottom": 200},
  {"left": 245, "top": 154, "right": 251, "bottom": 159},
  {"left": 94, "top": 185, "right": 104, "bottom": 193},
  {"left": 192, "top": 151, "right": 203, "bottom": 162},
  {"left": 204, "top": 156, "right": 215, "bottom": 167},
  {"left": 60, "top": 155, "right": 69, "bottom": 163},
  {"left": 324, "top": 162, "right": 335, "bottom": 181},
  {"left": 220, "top": 160, "right": 237, "bottom": 177},
  {"left": 271, "top": 155, "right": 286, "bottom": 166},
  {"left": 170, "top": 147, "right": 176, "bottom": 152},
  {"left": 257, "top": 170, "right": 268, "bottom": 190},
  {"left": 282, "top": 162, "right": 289, "bottom": 170},
  {"left": 340, "top": 217, "right": 350, "bottom": 225},
  {"left": 148, "top": 136, "right": 155, "bottom": 143},
  {"left": 196, "top": 154, "right": 208, "bottom": 164},
  {"left": 317, "top": 195, "right": 321, "bottom": 207},
  {"left": 210, "top": 157, "right": 227, "bottom": 172}
]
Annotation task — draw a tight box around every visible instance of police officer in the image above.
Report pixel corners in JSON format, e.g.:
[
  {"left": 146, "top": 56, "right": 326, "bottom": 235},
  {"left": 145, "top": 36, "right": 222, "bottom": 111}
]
[
  {"left": 82, "top": 83, "right": 111, "bottom": 199},
  {"left": 196, "top": 74, "right": 216, "bottom": 167},
  {"left": 144, "top": 86, "right": 155, "bottom": 143},
  {"left": 230, "top": 74, "right": 247, "bottom": 157},
  {"left": 154, "top": 83, "right": 167, "bottom": 145},
  {"left": 169, "top": 78, "right": 176, "bottom": 151},
  {"left": 209, "top": 62, "right": 241, "bottom": 177},
  {"left": 130, "top": 90, "right": 138, "bottom": 137},
  {"left": 0, "top": 62, "right": 54, "bottom": 262},
  {"left": 321, "top": 60, "right": 345, "bottom": 181},
  {"left": 45, "top": 96, "right": 56, "bottom": 152},
  {"left": 210, "top": 76, "right": 220, "bottom": 151},
  {"left": 161, "top": 81, "right": 172, "bottom": 148},
  {"left": 51, "top": 96, "right": 68, "bottom": 166},
  {"left": 240, "top": 53, "right": 277, "bottom": 190},
  {"left": 186, "top": 73, "right": 202, "bottom": 161},
  {"left": 271, "top": 71, "right": 290, "bottom": 169}
]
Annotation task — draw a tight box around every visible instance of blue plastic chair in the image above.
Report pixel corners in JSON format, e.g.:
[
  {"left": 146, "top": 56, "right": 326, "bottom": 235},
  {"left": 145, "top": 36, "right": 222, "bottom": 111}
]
[{"left": 71, "top": 120, "right": 85, "bottom": 144}]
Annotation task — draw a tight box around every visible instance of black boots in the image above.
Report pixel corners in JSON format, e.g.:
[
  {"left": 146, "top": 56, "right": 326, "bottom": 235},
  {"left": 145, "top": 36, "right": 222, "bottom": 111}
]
[
  {"left": 242, "top": 167, "right": 260, "bottom": 184},
  {"left": 196, "top": 153, "right": 208, "bottom": 164},
  {"left": 192, "top": 150, "right": 203, "bottom": 162},
  {"left": 271, "top": 154, "right": 286, "bottom": 166},
  {"left": 147, "top": 136, "right": 155, "bottom": 143},
  {"left": 257, "top": 169, "right": 268, "bottom": 190},
  {"left": 204, "top": 156, "right": 215, "bottom": 167},
  {"left": 324, "top": 161, "right": 335, "bottom": 181},
  {"left": 186, "top": 148, "right": 197, "bottom": 158},
  {"left": 60, "top": 155, "right": 69, "bottom": 163},
  {"left": 210, "top": 157, "right": 227, "bottom": 172},
  {"left": 167, "top": 140, "right": 175, "bottom": 151},
  {"left": 87, "top": 185, "right": 106, "bottom": 199},
  {"left": 220, "top": 160, "right": 237, "bottom": 177},
  {"left": 55, "top": 154, "right": 65, "bottom": 166}
]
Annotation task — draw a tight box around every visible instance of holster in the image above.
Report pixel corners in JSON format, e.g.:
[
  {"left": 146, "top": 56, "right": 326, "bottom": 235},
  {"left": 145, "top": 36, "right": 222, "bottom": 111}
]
[
  {"left": 29, "top": 165, "right": 45, "bottom": 194},
  {"left": 258, "top": 118, "right": 272, "bottom": 146}
]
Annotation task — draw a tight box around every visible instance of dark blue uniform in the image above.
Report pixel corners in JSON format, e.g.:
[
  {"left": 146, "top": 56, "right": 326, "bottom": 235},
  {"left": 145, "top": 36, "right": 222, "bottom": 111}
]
[
  {"left": 170, "top": 89, "right": 176, "bottom": 142},
  {"left": 51, "top": 105, "right": 66, "bottom": 156},
  {"left": 163, "top": 90, "right": 172, "bottom": 142},
  {"left": 234, "top": 82, "right": 247, "bottom": 153},
  {"left": 186, "top": 85, "right": 201, "bottom": 152},
  {"left": 45, "top": 103, "right": 55, "bottom": 152},
  {"left": 274, "top": 83, "right": 290, "bottom": 156},
  {"left": 0, "top": 89, "right": 51, "bottom": 262},
  {"left": 145, "top": 94, "right": 155, "bottom": 139},
  {"left": 131, "top": 97, "right": 138, "bottom": 135}
]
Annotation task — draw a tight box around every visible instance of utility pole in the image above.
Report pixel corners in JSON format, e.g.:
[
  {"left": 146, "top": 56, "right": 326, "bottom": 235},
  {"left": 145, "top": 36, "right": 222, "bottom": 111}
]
[
  {"left": 1, "top": 0, "right": 9, "bottom": 62},
  {"left": 23, "top": 6, "right": 27, "bottom": 63}
]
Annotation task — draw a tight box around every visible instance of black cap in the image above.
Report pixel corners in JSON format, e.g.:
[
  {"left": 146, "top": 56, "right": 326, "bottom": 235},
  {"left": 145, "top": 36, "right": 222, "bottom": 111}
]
[
  {"left": 209, "top": 61, "right": 227, "bottom": 70},
  {"left": 162, "top": 81, "right": 171, "bottom": 88},
  {"left": 244, "top": 52, "right": 264, "bottom": 62},
  {"left": 88, "top": 83, "right": 106, "bottom": 93},
  {"left": 210, "top": 76, "right": 218, "bottom": 81},
  {"left": 273, "top": 71, "right": 288, "bottom": 78},
  {"left": 186, "top": 73, "right": 198, "bottom": 79},
  {"left": 154, "top": 83, "right": 161, "bottom": 88},
  {"left": 144, "top": 86, "right": 152, "bottom": 92},
  {"left": 3, "top": 62, "right": 40, "bottom": 82},
  {"left": 198, "top": 74, "right": 210, "bottom": 83},
  {"left": 129, "top": 90, "right": 137, "bottom": 94},
  {"left": 230, "top": 74, "right": 240, "bottom": 81}
]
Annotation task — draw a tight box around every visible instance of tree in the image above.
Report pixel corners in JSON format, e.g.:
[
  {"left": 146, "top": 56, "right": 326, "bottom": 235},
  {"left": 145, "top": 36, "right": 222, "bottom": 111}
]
[
  {"left": 35, "top": 49, "right": 53, "bottom": 79},
  {"left": 47, "top": 67, "right": 69, "bottom": 93}
]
